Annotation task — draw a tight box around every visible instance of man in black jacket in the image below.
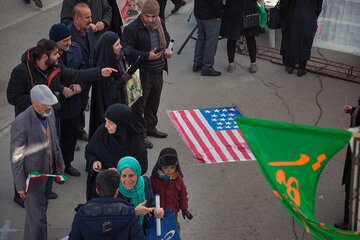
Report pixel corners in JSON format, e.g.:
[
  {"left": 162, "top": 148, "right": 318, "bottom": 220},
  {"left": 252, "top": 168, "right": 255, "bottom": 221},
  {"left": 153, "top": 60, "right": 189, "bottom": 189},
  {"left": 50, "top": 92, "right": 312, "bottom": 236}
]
[
  {"left": 7, "top": 39, "right": 115, "bottom": 117},
  {"left": 193, "top": 0, "right": 223, "bottom": 76},
  {"left": 68, "top": 170, "right": 145, "bottom": 240},
  {"left": 122, "top": 0, "right": 172, "bottom": 149},
  {"left": 49, "top": 23, "right": 85, "bottom": 177}
]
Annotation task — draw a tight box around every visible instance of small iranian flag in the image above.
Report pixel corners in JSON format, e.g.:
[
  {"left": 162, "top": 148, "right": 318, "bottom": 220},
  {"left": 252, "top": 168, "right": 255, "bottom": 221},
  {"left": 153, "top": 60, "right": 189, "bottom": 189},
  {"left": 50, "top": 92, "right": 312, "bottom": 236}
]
[{"left": 25, "top": 171, "right": 68, "bottom": 192}]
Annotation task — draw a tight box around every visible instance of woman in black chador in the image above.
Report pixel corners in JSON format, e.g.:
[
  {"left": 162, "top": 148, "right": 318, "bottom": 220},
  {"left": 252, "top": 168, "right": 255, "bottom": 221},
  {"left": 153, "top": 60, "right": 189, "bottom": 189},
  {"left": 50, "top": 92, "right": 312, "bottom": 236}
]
[
  {"left": 85, "top": 103, "right": 148, "bottom": 200},
  {"left": 280, "top": 0, "right": 323, "bottom": 77},
  {"left": 89, "top": 31, "right": 129, "bottom": 140}
]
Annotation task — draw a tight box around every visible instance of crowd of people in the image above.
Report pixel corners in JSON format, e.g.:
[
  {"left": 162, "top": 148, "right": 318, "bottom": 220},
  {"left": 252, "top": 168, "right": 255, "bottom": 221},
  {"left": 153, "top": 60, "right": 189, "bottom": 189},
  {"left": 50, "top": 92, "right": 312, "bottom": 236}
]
[{"left": 8, "top": 0, "right": 326, "bottom": 239}]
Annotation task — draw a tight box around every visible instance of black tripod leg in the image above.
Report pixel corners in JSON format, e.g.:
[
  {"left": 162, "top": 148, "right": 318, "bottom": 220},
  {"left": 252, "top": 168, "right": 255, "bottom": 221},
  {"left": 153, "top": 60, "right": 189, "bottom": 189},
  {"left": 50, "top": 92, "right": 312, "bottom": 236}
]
[{"left": 177, "top": 24, "right": 198, "bottom": 55}]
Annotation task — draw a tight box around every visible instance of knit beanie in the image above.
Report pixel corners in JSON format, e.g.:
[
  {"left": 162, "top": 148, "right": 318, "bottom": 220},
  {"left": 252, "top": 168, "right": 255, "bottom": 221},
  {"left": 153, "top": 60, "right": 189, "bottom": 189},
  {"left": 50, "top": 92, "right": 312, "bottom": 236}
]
[
  {"left": 141, "top": 0, "right": 160, "bottom": 16},
  {"left": 49, "top": 23, "right": 71, "bottom": 42}
]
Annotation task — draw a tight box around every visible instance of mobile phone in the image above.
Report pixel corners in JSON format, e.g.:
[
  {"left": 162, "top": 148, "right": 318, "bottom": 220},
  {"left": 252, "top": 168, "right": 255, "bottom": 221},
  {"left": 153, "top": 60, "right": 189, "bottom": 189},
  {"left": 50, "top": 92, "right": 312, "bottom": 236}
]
[{"left": 154, "top": 47, "right": 165, "bottom": 54}]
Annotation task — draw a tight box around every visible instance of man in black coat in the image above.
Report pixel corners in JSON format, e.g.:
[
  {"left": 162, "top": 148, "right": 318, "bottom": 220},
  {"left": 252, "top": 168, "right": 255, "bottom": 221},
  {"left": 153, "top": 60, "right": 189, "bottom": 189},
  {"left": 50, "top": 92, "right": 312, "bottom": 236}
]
[
  {"left": 68, "top": 3, "right": 98, "bottom": 141},
  {"left": 122, "top": 0, "right": 172, "bottom": 149},
  {"left": 193, "top": 0, "right": 223, "bottom": 76},
  {"left": 69, "top": 170, "right": 145, "bottom": 240},
  {"left": 49, "top": 23, "right": 86, "bottom": 177}
]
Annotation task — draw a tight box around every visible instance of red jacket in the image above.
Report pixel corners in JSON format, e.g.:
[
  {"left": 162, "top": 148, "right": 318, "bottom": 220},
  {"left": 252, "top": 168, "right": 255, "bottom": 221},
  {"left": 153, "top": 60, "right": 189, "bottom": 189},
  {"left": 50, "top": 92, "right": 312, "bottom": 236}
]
[{"left": 150, "top": 175, "right": 188, "bottom": 214}]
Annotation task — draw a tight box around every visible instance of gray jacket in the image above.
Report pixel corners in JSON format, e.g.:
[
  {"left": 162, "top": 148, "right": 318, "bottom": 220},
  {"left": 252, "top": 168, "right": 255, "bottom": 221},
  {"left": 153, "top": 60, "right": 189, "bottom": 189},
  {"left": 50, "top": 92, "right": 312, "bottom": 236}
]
[{"left": 10, "top": 106, "right": 64, "bottom": 191}]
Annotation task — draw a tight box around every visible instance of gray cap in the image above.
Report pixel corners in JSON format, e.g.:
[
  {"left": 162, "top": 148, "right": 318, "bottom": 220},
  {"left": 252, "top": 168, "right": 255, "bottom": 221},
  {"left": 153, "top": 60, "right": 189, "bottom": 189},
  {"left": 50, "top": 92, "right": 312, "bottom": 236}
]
[{"left": 30, "top": 84, "right": 58, "bottom": 105}]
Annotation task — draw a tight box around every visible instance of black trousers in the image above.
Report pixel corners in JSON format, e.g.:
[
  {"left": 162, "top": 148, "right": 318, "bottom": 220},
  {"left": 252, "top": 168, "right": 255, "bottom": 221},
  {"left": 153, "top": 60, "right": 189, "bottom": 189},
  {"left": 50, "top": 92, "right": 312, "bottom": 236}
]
[
  {"left": 131, "top": 70, "right": 163, "bottom": 137},
  {"left": 157, "top": 0, "right": 182, "bottom": 19},
  {"left": 59, "top": 115, "right": 79, "bottom": 166},
  {"left": 227, "top": 36, "right": 257, "bottom": 64}
]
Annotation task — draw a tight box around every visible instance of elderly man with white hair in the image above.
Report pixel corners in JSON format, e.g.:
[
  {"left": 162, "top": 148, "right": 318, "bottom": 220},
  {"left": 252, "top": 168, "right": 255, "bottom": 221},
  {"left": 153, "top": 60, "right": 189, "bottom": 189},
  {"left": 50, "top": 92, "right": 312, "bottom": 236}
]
[{"left": 10, "top": 85, "right": 65, "bottom": 240}]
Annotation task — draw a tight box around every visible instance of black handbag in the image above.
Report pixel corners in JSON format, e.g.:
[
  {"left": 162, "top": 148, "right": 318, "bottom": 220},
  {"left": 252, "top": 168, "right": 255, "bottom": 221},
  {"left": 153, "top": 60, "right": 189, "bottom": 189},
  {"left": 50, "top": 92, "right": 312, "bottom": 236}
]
[
  {"left": 242, "top": 0, "right": 260, "bottom": 29},
  {"left": 243, "top": 13, "right": 260, "bottom": 29},
  {"left": 268, "top": 2, "right": 281, "bottom": 29}
]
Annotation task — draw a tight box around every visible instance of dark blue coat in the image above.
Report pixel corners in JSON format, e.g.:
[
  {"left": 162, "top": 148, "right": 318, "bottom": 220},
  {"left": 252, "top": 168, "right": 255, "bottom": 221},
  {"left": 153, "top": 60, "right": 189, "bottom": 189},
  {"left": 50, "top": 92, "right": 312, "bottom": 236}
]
[
  {"left": 57, "top": 42, "right": 86, "bottom": 120},
  {"left": 69, "top": 197, "right": 145, "bottom": 240}
]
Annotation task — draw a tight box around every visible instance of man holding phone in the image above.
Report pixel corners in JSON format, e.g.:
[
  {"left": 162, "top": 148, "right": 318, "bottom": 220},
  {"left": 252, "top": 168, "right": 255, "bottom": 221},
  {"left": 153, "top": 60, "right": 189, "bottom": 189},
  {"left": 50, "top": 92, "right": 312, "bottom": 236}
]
[{"left": 122, "top": 0, "right": 172, "bottom": 149}]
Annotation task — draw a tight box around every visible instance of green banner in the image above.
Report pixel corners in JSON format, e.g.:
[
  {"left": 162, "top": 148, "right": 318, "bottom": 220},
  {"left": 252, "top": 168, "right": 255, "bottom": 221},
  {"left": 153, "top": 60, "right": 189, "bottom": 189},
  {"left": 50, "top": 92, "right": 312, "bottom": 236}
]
[{"left": 236, "top": 117, "right": 359, "bottom": 240}]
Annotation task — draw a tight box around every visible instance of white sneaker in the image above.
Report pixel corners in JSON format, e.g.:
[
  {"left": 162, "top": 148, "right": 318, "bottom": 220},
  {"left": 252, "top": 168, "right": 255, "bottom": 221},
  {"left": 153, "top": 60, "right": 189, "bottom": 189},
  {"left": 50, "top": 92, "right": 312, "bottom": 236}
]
[{"left": 249, "top": 64, "right": 258, "bottom": 73}]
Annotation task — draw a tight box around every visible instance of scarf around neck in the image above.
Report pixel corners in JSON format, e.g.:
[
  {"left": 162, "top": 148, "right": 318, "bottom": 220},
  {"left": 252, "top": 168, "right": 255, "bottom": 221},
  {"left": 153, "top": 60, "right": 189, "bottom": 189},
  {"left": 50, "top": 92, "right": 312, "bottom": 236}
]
[
  {"left": 140, "top": 14, "right": 167, "bottom": 48},
  {"left": 157, "top": 169, "right": 178, "bottom": 180}
]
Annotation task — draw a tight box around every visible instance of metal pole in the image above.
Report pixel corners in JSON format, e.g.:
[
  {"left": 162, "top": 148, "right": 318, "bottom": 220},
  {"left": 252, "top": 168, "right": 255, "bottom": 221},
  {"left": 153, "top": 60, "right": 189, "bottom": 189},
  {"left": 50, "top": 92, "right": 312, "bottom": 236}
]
[{"left": 177, "top": 24, "right": 198, "bottom": 55}]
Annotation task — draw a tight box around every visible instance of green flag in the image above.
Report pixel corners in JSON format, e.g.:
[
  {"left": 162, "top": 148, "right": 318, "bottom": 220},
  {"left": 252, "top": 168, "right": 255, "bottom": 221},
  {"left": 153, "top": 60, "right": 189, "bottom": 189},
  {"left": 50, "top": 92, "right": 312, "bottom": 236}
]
[{"left": 236, "top": 117, "right": 359, "bottom": 240}]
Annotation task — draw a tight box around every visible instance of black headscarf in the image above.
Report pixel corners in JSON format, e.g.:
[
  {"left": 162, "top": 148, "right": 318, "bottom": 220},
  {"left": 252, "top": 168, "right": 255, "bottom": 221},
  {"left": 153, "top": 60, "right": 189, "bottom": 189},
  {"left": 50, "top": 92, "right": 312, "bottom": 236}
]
[
  {"left": 87, "top": 103, "right": 145, "bottom": 168},
  {"left": 94, "top": 31, "right": 123, "bottom": 79},
  {"left": 85, "top": 104, "right": 148, "bottom": 200},
  {"left": 89, "top": 32, "right": 127, "bottom": 140}
]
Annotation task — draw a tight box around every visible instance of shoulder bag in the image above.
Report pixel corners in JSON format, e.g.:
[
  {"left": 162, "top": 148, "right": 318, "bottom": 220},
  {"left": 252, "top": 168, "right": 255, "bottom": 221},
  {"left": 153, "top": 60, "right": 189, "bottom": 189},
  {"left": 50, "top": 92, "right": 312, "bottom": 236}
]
[
  {"left": 268, "top": 1, "right": 281, "bottom": 29},
  {"left": 242, "top": 0, "right": 260, "bottom": 29}
]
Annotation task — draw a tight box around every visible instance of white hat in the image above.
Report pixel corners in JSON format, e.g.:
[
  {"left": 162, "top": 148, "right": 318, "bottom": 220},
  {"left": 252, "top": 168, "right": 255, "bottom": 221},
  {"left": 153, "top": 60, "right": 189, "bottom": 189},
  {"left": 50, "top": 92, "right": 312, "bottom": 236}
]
[{"left": 30, "top": 84, "right": 58, "bottom": 105}]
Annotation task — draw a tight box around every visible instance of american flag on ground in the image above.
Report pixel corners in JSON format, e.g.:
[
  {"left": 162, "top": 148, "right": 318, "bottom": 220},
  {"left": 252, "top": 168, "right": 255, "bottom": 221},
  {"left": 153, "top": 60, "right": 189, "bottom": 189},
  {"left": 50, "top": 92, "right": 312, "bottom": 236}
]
[{"left": 168, "top": 107, "right": 256, "bottom": 163}]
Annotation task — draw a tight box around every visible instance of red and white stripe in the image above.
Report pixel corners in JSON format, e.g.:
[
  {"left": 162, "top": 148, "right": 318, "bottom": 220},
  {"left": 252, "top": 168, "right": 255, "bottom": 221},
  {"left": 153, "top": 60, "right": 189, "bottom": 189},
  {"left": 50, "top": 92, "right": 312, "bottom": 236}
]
[{"left": 168, "top": 109, "right": 255, "bottom": 163}]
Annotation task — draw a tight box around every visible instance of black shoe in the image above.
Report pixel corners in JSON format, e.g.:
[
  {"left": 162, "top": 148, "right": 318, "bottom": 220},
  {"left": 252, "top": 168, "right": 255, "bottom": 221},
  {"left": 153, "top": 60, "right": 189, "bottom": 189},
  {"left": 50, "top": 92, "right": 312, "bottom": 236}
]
[
  {"left": 193, "top": 64, "right": 202, "bottom": 72},
  {"left": 75, "top": 143, "right": 80, "bottom": 152},
  {"left": 78, "top": 130, "right": 88, "bottom": 141},
  {"left": 14, "top": 197, "right": 25, "bottom": 208},
  {"left": 297, "top": 69, "right": 307, "bottom": 77},
  {"left": 49, "top": 191, "right": 58, "bottom": 199},
  {"left": 54, "top": 180, "right": 64, "bottom": 184},
  {"left": 201, "top": 68, "right": 221, "bottom": 77},
  {"left": 33, "top": 0, "right": 42, "bottom": 8},
  {"left": 23, "top": 0, "right": 31, "bottom": 4},
  {"left": 85, "top": 101, "right": 90, "bottom": 111},
  {"left": 285, "top": 66, "right": 294, "bottom": 74},
  {"left": 65, "top": 165, "right": 81, "bottom": 176},
  {"left": 147, "top": 129, "right": 168, "bottom": 138},
  {"left": 171, "top": 0, "right": 186, "bottom": 14},
  {"left": 335, "top": 222, "right": 348, "bottom": 230},
  {"left": 143, "top": 137, "right": 153, "bottom": 149}
]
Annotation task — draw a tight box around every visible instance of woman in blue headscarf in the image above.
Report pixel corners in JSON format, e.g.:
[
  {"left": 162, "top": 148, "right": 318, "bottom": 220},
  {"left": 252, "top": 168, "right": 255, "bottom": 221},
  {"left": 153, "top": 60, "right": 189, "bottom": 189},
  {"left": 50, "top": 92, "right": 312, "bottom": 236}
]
[{"left": 117, "top": 156, "right": 164, "bottom": 228}]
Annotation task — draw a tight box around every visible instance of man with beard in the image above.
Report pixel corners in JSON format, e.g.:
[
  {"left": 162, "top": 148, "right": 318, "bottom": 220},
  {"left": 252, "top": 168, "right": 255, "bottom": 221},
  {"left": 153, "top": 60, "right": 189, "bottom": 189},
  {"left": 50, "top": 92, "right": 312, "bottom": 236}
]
[
  {"left": 122, "top": 0, "right": 172, "bottom": 149},
  {"left": 10, "top": 85, "right": 65, "bottom": 240},
  {"left": 7, "top": 39, "right": 115, "bottom": 117},
  {"left": 7, "top": 39, "right": 116, "bottom": 207},
  {"left": 49, "top": 23, "right": 85, "bottom": 177}
]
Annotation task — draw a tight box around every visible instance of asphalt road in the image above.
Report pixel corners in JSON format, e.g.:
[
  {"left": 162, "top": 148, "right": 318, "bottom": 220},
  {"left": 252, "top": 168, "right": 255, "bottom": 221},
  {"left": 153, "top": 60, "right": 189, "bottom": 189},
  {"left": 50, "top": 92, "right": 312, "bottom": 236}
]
[{"left": 0, "top": 1, "right": 360, "bottom": 239}]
